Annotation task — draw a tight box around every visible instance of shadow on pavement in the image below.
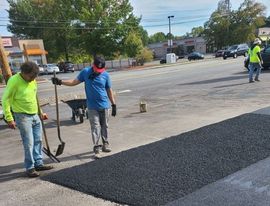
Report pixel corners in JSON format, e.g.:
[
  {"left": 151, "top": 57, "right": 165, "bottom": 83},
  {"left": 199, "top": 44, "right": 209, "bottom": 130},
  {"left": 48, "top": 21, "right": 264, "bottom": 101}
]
[
  {"left": 43, "top": 119, "right": 84, "bottom": 129},
  {"left": 213, "top": 82, "right": 248, "bottom": 88},
  {"left": 178, "top": 75, "right": 247, "bottom": 85},
  {"left": 0, "top": 151, "right": 94, "bottom": 183},
  {"left": 0, "top": 171, "right": 26, "bottom": 182}
]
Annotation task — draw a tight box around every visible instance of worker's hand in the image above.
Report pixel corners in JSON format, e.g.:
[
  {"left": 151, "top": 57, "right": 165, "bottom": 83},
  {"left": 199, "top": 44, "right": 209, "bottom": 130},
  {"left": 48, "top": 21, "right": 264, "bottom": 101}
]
[
  {"left": 111, "top": 104, "right": 117, "bottom": 117},
  {"left": 261, "top": 60, "right": 264, "bottom": 66},
  {"left": 7, "top": 120, "right": 16, "bottom": 129},
  {"left": 51, "top": 77, "right": 62, "bottom": 85},
  {"left": 41, "top": 113, "right": 48, "bottom": 120}
]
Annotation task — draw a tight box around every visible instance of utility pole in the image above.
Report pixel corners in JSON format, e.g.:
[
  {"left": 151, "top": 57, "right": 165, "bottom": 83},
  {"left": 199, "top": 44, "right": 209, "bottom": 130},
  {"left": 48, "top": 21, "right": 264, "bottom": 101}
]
[
  {"left": 0, "top": 35, "right": 12, "bottom": 83},
  {"left": 168, "top": 15, "right": 174, "bottom": 53},
  {"left": 23, "top": 44, "right": 29, "bottom": 61}
]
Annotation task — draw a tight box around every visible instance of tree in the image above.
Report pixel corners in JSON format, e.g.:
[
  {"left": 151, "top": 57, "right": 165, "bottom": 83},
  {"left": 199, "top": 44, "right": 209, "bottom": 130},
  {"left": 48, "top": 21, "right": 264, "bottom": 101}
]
[
  {"left": 148, "top": 32, "right": 167, "bottom": 44},
  {"left": 204, "top": 0, "right": 266, "bottom": 49},
  {"left": 263, "top": 16, "right": 270, "bottom": 27},
  {"left": 124, "top": 31, "right": 143, "bottom": 58},
  {"left": 7, "top": 0, "right": 142, "bottom": 61},
  {"left": 190, "top": 26, "right": 204, "bottom": 37}
]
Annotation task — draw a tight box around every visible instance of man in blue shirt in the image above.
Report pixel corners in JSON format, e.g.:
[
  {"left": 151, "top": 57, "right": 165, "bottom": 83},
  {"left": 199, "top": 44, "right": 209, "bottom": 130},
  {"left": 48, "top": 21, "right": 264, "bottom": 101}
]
[{"left": 52, "top": 56, "right": 116, "bottom": 156}]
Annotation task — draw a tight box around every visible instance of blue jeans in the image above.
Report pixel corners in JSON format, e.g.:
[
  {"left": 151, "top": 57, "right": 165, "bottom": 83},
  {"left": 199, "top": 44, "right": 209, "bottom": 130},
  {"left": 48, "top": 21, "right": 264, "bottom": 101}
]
[
  {"left": 248, "top": 62, "right": 262, "bottom": 81},
  {"left": 13, "top": 113, "right": 43, "bottom": 171},
  {"left": 88, "top": 109, "right": 109, "bottom": 147}
]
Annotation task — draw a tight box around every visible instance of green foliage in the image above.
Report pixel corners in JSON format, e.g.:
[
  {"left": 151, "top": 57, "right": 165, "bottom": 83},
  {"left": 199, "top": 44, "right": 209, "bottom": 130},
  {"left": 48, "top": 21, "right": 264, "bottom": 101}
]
[
  {"left": 263, "top": 16, "right": 270, "bottom": 27},
  {"left": 57, "top": 52, "right": 92, "bottom": 64},
  {"left": 148, "top": 32, "right": 167, "bottom": 44},
  {"left": 7, "top": 0, "right": 146, "bottom": 61},
  {"left": 124, "top": 32, "right": 144, "bottom": 58},
  {"left": 136, "top": 47, "right": 153, "bottom": 65},
  {"left": 190, "top": 26, "right": 204, "bottom": 37},
  {"left": 204, "top": 0, "right": 266, "bottom": 49}
]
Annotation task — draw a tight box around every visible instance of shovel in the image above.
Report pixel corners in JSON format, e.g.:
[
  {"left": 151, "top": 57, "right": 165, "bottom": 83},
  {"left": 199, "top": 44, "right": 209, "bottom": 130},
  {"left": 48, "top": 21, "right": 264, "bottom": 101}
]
[
  {"left": 53, "top": 71, "right": 65, "bottom": 156},
  {"left": 37, "top": 100, "right": 60, "bottom": 162}
]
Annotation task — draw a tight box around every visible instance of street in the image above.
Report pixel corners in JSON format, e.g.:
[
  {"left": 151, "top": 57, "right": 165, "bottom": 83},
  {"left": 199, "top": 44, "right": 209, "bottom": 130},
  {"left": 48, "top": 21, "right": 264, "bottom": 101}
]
[{"left": 2, "top": 57, "right": 270, "bottom": 206}]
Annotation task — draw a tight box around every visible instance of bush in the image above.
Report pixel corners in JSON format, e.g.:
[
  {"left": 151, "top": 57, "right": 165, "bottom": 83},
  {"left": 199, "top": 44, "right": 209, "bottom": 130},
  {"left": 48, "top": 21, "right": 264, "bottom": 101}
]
[{"left": 135, "top": 47, "right": 154, "bottom": 66}]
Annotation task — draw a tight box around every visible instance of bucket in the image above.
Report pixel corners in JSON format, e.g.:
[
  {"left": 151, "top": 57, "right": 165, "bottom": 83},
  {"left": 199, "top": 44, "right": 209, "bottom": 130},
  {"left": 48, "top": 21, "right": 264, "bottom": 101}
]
[{"left": 140, "top": 101, "right": 147, "bottom": 113}]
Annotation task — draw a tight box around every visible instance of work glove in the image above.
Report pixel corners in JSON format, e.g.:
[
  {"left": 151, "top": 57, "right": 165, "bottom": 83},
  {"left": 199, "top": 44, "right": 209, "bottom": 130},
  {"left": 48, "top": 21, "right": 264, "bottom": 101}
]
[
  {"left": 51, "top": 77, "right": 62, "bottom": 85},
  {"left": 111, "top": 104, "right": 117, "bottom": 117}
]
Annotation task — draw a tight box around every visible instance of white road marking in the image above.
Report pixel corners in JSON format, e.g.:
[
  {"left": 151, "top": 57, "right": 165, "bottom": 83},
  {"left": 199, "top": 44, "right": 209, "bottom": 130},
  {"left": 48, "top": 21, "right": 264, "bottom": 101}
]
[{"left": 117, "top": 90, "right": 132, "bottom": 94}]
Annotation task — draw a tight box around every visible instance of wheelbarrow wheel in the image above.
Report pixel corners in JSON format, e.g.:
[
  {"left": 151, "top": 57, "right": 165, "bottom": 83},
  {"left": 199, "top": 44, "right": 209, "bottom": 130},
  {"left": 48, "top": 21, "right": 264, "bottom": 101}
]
[
  {"left": 78, "top": 108, "right": 84, "bottom": 123},
  {"left": 71, "top": 111, "right": 76, "bottom": 121},
  {"left": 79, "top": 115, "right": 84, "bottom": 123}
]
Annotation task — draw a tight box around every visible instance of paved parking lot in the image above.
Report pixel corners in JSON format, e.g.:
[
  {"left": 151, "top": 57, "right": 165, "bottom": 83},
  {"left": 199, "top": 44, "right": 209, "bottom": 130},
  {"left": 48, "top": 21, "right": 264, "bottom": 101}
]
[{"left": 2, "top": 58, "right": 270, "bottom": 205}]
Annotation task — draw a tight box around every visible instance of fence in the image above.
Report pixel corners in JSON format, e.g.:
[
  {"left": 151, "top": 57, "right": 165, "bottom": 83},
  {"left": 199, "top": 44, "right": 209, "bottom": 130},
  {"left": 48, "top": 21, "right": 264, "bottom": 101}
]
[{"left": 73, "top": 58, "right": 136, "bottom": 71}]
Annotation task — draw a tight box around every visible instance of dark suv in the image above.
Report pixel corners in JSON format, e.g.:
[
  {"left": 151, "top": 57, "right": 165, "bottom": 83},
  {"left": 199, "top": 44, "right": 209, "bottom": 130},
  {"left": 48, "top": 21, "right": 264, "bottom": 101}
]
[
  {"left": 58, "top": 61, "right": 75, "bottom": 73},
  {"left": 223, "top": 44, "right": 249, "bottom": 59}
]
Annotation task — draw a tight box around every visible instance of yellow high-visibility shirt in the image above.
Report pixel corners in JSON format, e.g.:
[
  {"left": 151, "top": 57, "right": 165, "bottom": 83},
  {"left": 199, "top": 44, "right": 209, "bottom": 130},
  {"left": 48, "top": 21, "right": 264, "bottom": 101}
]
[
  {"left": 249, "top": 45, "right": 261, "bottom": 63},
  {"left": 1, "top": 73, "right": 38, "bottom": 122}
]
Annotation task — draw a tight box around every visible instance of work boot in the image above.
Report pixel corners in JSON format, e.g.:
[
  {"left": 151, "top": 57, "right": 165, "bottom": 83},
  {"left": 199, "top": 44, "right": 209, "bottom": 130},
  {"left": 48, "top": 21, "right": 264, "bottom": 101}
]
[
  {"left": 255, "top": 78, "right": 260, "bottom": 82},
  {"left": 35, "top": 164, "right": 54, "bottom": 171},
  {"left": 93, "top": 145, "right": 101, "bottom": 154},
  {"left": 102, "top": 143, "right": 111, "bottom": 153},
  {"left": 26, "top": 168, "right": 40, "bottom": 178},
  {"left": 249, "top": 80, "right": 254, "bottom": 83}
]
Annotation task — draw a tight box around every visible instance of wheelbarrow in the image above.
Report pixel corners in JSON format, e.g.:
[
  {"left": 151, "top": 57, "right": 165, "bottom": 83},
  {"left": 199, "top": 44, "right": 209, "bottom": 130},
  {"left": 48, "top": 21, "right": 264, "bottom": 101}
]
[{"left": 61, "top": 99, "right": 88, "bottom": 123}]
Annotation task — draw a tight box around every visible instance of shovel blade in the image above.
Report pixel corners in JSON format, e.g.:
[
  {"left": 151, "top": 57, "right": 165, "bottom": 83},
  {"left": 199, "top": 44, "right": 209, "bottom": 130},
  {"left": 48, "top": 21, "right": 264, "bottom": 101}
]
[{"left": 55, "top": 142, "right": 65, "bottom": 156}]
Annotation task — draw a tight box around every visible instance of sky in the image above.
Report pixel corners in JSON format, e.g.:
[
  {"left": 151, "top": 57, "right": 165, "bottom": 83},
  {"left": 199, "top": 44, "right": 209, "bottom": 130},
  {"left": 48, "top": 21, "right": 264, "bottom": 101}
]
[
  {"left": 0, "top": 0, "right": 269, "bottom": 37},
  {"left": 130, "top": 0, "right": 270, "bottom": 36}
]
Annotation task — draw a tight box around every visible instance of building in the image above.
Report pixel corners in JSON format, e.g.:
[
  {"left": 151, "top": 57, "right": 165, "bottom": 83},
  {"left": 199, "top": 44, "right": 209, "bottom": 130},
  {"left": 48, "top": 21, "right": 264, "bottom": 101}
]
[
  {"left": 148, "top": 37, "right": 207, "bottom": 59},
  {"left": 257, "top": 27, "right": 270, "bottom": 46},
  {"left": 2, "top": 36, "right": 48, "bottom": 73}
]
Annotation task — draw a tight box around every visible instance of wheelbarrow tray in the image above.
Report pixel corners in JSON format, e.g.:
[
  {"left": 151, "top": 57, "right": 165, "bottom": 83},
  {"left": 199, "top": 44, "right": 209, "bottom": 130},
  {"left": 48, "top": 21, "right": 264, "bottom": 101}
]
[
  {"left": 62, "top": 99, "right": 88, "bottom": 123},
  {"left": 62, "top": 99, "right": 87, "bottom": 110}
]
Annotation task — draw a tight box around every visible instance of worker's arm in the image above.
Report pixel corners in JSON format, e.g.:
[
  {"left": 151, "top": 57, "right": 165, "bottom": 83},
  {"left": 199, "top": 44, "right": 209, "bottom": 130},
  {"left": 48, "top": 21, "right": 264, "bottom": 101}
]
[
  {"left": 61, "top": 79, "right": 81, "bottom": 86},
  {"left": 52, "top": 77, "right": 81, "bottom": 86},
  {"left": 256, "top": 51, "right": 263, "bottom": 64},
  {"left": 106, "top": 88, "right": 115, "bottom": 105}
]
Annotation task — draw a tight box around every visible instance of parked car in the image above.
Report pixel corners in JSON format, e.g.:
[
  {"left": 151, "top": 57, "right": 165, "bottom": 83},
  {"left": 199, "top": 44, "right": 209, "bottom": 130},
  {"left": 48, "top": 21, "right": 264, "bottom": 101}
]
[
  {"left": 10, "top": 67, "right": 20, "bottom": 75},
  {"left": 187, "top": 52, "right": 204, "bottom": 61},
  {"left": 38, "top": 64, "right": 45, "bottom": 75},
  {"left": 223, "top": 44, "right": 249, "bottom": 59},
  {"left": 43, "top": 64, "right": 60, "bottom": 74},
  {"left": 261, "top": 46, "right": 270, "bottom": 68},
  {"left": 215, "top": 49, "right": 225, "bottom": 58},
  {"left": 244, "top": 46, "right": 270, "bottom": 70},
  {"left": 58, "top": 61, "right": 75, "bottom": 73},
  {"left": 160, "top": 57, "right": 166, "bottom": 64}
]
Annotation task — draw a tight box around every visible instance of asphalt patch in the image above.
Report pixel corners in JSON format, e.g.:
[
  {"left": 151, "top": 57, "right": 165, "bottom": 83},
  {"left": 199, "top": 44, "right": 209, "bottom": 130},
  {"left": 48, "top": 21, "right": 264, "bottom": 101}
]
[{"left": 42, "top": 113, "right": 270, "bottom": 206}]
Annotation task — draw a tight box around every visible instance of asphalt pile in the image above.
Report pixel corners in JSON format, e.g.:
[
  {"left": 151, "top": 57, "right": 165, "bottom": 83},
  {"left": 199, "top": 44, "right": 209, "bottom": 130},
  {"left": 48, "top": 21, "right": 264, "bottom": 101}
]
[{"left": 42, "top": 113, "right": 270, "bottom": 206}]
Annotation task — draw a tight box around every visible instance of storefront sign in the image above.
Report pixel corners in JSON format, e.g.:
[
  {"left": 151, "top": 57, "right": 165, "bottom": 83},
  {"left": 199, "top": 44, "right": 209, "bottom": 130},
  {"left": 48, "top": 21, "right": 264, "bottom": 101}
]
[
  {"left": 185, "top": 40, "right": 195, "bottom": 45},
  {"left": 2, "top": 38, "right": 12, "bottom": 47}
]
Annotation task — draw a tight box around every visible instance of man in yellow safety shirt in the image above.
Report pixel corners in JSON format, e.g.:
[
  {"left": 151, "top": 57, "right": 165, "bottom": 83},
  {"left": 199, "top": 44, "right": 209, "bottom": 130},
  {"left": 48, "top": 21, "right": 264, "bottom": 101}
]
[
  {"left": 2, "top": 62, "right": 53, "bottom": 177},
  {"left": 248, "top": 38, "right": 263, "bottom": 83}
]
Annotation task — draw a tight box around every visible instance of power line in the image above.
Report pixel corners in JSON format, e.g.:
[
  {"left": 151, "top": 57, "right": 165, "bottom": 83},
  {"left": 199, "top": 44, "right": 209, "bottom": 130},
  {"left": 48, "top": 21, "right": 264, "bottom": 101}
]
[
  {"left": 0, "top": 16, "right": 210, "bottom": 30},
  {"left": 0, "top": 14, "right": 211, "bottom": 25}
]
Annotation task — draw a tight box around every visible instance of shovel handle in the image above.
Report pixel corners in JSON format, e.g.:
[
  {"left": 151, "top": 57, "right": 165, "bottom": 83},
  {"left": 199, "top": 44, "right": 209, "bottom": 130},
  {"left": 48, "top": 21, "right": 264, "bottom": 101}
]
[
  {"left": 53, "top": 71, "right": 63, "bottom": 142},
  {"left": 37, "top": 97, "right": 51, "bottom": 153}
]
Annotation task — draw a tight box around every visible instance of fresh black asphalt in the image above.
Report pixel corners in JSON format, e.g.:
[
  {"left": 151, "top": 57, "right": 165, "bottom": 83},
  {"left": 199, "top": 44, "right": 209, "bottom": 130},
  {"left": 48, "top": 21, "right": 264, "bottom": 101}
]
[{"left": 42, "top": 113, "right": 270, "bottom": 206}]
